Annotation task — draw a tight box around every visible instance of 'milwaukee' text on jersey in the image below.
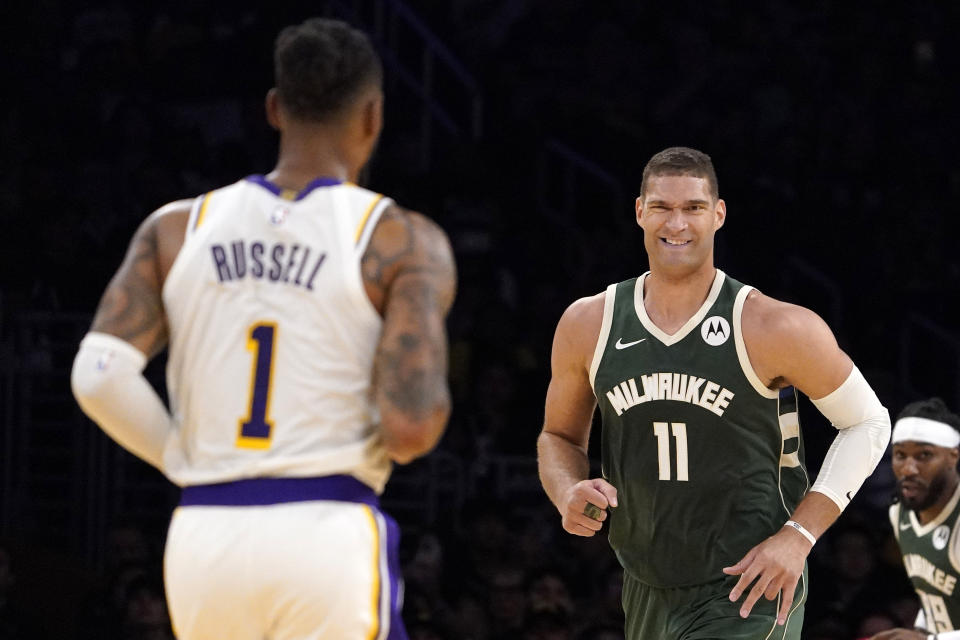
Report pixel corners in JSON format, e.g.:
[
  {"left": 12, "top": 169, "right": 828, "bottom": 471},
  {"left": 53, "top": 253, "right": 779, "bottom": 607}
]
[
  {"left": 209, "top": 239, "right": 327, "bottom": 291},
  {"left": 903, "top": 553, "right": 957, "bottom": 596},
  {"left": 604, "top": 372, "right": 735, "bottom": 417}
]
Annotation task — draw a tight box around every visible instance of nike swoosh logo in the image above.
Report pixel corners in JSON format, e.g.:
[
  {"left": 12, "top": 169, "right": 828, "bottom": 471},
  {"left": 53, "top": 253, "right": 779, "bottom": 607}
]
[
  {"left": 900, "top": 522, "right": 912, "bottom": 531},
  {"left": 615, "top": 338, "right": 646, "bottom": 350}
]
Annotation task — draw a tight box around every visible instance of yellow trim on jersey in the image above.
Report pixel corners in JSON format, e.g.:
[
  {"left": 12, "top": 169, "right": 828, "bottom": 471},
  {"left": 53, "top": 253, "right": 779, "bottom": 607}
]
[
  {"left": 194, "top": 192, "right": 214, "bottom": 230},
  {"left": 280, "top": 188, "right": 297, "bottom": 201},
  {"left": 165, "top": 507, "right": 182, "bottom": 639},
  {"left": 354, "top": 194, "right": 385, "bottom": 245},
  {"left": 236, "top": 321, "right": 278, "bottom": 450},
  {"left": 363, "top": 506, "right": 382, "bottom": 640}
]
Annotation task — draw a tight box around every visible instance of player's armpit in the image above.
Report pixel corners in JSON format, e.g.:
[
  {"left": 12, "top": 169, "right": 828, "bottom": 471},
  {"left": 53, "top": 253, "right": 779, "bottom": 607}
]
[
  {"left": 91, "top": 210, "right": 172, "bottom": 359},
  {"left": 367, "top": 207, "right": 456, "bottom": 464},
  {"left": 741, "top": 292, "right": 852, "bottom": 399}
]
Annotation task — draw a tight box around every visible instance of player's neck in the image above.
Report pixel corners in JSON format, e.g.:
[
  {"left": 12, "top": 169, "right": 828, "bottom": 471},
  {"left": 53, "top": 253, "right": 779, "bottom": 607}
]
[
  {"left": 642, "top": 264, "right": 717, "bottom": 334},
  {"left": 918, "top": 474, "right": 960, "bottom": 525},
  {"left": 270, "top": 130, "right": 358, "bottom": 189}
]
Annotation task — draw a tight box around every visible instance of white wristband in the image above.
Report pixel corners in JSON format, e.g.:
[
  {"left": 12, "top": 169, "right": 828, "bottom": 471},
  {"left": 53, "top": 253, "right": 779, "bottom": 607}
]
[{"left": 784, "top": 520, "right": 817, "bottom": 546}]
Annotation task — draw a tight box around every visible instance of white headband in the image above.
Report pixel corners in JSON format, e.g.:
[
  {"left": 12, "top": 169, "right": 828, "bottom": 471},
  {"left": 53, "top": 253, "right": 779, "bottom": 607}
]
[{"left": 892, "top": 416, "right": 960, "bottom": 448}]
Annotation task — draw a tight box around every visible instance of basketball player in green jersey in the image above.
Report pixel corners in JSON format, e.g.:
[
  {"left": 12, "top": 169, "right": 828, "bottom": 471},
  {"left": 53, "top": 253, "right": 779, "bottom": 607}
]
[
  {"left": 871, "top": 399, "right": 960, "bottom": 640},
  {"left": 537, "top": 147, "right": 891, "bottom": 639}
]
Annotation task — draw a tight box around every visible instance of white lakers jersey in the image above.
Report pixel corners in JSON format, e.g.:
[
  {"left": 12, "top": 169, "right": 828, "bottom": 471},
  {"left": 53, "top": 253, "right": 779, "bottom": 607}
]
[{"left": 161, "top": 175, "right": 394, "bottom": 492}]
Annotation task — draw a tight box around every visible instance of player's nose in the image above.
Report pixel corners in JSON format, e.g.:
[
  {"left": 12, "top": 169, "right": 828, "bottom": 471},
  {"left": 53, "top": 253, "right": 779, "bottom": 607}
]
[
  {"left": 664, "top": 209, "right": 686, "bottom": 230},
  {"left": 901, "top": 457, "right": 920, "bottom": 475}
]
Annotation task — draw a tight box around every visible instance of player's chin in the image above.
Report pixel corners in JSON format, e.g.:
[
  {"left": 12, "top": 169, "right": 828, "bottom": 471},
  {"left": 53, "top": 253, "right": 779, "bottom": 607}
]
[{"left": 899, "top": 491, "right": 926, "bottom": 510}]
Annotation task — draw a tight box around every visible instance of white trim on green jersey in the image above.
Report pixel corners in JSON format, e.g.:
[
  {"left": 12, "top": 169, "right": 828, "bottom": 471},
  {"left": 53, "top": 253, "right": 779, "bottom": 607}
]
[
  {"left": 733, "top": 285, "right": 779, "bottom": 399},
  {"left": 589, "top": 284, "right": 618, "bottom": 388},
  {"left": 633, "top": 269, "right": 726, "bottom": 346},
  {"left": 910, "top": 483, "right": 960, "bottom": 537}
]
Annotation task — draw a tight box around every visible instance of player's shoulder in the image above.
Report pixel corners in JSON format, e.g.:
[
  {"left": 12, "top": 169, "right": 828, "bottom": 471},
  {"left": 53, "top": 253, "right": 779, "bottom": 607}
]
[
  {"left": 150, "top": 198, "right": 194, "bottom": 222},
  {"left": 741, "top": 289, "right": 831, "bottom": 344},
  {"left": 384, "top": 202, "right": 444, "bottom": 232},
  {"left": 362, "top": 202, "right": 456, "bottom": 313},
  {"left": 127, "top": 199, "right": 194, "bottom": 240},
  {"left": 368, "top": 204, "right": 455, "bottom": 276},
  {"left": 561, "top": 292, "right": 606, "bottom": 326},
  {"left": 553, "top": 291, "right": 606, "bottom": 356}
]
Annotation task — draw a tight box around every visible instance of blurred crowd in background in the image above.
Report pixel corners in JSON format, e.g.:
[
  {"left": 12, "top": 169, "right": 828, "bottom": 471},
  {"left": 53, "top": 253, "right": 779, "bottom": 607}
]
[{"left": 3, "top": 1, "right": 960, "bottom": 638}]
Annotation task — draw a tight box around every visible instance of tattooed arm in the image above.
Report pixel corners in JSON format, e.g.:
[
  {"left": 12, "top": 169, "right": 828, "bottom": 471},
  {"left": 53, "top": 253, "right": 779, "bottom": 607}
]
[
  {"left": 71, "top": 202, "right": 190, "bottom": 470},
  {"left": 362, "top": 205, "right": 457, "bottom": 464},
  {"left": 91, "top": 201, "right": 190, "bottom": 356}
]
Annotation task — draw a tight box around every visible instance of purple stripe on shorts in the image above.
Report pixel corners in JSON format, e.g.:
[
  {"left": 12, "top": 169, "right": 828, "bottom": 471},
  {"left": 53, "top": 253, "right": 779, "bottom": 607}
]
[
  {"left": 179, "top": 475, "right": 379, "bottom": 508},
  {"left": 381, "top": 511, "right": 409, "bottom": 640}
]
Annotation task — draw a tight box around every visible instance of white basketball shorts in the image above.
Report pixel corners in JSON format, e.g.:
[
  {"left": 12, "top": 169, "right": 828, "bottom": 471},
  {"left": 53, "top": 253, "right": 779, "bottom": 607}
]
[{"left": 164, "top": 476, "right": 406, "bottom": 640}]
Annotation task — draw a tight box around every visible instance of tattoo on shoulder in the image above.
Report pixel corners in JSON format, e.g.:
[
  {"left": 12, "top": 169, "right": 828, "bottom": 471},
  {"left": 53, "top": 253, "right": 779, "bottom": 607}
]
[
  {"left": 361, "top": 206, "right": 416, "bottom": 292},
  {"left": 361, "top": 206, "right": 457, "bottom": 312},
  {"left": 91, "top": 219, "right": 168, "bottom": 356}
]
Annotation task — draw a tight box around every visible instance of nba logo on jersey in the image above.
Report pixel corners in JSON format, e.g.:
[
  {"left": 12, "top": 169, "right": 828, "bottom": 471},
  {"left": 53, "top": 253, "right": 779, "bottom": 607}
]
[
  {"left": 934, "top": 525, "right": 951, "bottom": 550},
  {"left": 701, "top": 316, "right": 730, "bottom": 346},
  {"left": 269, "top": 206, "right": 290, "bottom": 226}
]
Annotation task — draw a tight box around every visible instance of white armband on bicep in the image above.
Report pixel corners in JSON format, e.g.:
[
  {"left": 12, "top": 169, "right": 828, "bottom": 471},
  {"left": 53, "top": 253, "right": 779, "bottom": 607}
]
[
  {"left": 809, "top": 366, "right": 891, "bottom": 511},
  {"left": 71, "top": 332, "right": 171, "bottom": 470}
]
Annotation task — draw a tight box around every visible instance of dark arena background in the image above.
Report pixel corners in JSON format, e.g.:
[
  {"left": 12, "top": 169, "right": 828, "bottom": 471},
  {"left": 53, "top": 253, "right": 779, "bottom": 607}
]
[{"left": 2, "top": 1, "right": 959, "bottom": 638}]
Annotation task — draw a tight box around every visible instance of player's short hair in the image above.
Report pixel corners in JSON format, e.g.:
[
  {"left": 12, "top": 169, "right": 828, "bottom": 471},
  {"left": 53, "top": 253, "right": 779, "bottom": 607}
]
[
  {"left": 274, "top": 18, "right": 383, "bottom": 122},
  {"left": 897, "top": 397, "right": 960, "bottom": 433},
  {"left": 640, "top": 147, "right": 719, "bottom": 200}
]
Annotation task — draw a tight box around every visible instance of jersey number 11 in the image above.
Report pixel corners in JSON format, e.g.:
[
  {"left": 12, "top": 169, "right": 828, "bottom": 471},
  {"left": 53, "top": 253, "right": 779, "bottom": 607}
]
[{"left": 653, "top": 422, "right": 688, "bottom": 481}]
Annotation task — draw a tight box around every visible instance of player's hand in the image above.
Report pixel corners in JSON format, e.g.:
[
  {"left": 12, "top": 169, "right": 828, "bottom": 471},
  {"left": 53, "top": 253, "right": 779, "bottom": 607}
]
[
  {"left": 722, "top": 526, "right": 812, "bottom": 625},
  {"left": 558, "top": 478, "right": 618, "bottom": 537},
  {"left": 867, "top": 629, "right": 929, "bottom": 640}
]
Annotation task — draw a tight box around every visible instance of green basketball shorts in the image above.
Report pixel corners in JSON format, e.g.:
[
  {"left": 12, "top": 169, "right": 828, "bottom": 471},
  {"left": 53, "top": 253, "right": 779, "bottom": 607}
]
[{"left": 621, "top": 567, "right": 807, "bottom": 640}]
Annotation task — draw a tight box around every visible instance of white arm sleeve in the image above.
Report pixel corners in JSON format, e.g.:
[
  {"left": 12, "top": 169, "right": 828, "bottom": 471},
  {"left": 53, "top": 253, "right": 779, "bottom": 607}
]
[
  {"left": 915, "top": 608, "right": 925, "bottom": 629},
  {"left": 809, "top": 366, "right": 891, "bottom": 511},
  {"left": 71, "top": 332, "right": 171, "bottom": 470}
]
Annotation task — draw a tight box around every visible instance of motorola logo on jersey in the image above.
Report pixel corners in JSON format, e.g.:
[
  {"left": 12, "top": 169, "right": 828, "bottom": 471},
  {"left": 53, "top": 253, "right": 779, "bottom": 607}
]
[
  {"left": 701, "top": 316, "right": 730, "bottom": 346},
  {"left": 934, "top": 525, "right": 951, "bottom": 551}
]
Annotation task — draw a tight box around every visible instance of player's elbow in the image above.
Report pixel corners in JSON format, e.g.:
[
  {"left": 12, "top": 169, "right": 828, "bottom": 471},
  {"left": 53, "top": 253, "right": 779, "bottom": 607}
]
[
  {"left": 381, "top": 406, "right": 450, "bottom": 465},
  {"left": 71, "top": 349, "right": 109, "bottom": 416}
]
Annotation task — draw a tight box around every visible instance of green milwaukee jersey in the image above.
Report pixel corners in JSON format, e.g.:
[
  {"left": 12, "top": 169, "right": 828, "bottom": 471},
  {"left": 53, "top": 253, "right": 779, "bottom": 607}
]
[
  {"left": 891, "top": 484, "right": 960, "bottom": 633},
  {"left": 591, "top": 270, "right": 809, "bottom": 587}
]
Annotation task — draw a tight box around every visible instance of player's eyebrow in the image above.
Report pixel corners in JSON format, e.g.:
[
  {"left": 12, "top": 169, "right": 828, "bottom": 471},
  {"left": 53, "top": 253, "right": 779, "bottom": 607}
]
[{"left": 646, "top": 199, "right": 711, "bottom": 207}]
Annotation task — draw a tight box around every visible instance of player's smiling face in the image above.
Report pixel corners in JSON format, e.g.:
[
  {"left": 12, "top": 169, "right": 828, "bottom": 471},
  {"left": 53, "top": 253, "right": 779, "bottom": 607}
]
[
  {"left": 892, "top": 441, "right": 960, "bottom": 511},
  {"left": 636, "top": 175, "right": 725, "bottom": 274}
]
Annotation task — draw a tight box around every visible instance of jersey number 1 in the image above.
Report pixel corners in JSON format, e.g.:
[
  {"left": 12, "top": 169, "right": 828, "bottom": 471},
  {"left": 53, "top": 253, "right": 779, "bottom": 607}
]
[
  {"left": 653, "top": 422, "right": 688, "bottom": 481},
  {"left": 237, "top": 322, "right": 277, "bottom": 449}
]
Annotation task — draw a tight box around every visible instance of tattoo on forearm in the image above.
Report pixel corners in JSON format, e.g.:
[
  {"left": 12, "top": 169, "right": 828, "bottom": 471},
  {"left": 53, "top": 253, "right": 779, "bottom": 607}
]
[{"left": 378, "top": 327, "right": 449, "bottom": 419}]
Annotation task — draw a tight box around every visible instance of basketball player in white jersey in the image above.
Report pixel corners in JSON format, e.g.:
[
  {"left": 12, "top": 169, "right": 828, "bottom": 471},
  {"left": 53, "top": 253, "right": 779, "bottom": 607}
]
[{"left": 71, "top": 18, "right": 456, "bottom": 639}]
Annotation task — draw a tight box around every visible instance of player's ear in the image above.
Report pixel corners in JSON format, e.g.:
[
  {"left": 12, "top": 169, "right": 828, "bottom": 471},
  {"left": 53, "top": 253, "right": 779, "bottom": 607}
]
[
  {"left": 265, "top": 89, "right": 282, "bottom": 131},
  {"left": 635, "top": 197, "right": 644, "bottom": 226},
  {"left": 950, "top": 447, "right": 959, "bottom": 466},
  {"left": 714, "top": 198, "right": 726, "bottom": 230},
  {"left": 361, "top": 89, "right": 384, "bottom": 142}
]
